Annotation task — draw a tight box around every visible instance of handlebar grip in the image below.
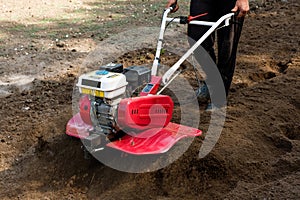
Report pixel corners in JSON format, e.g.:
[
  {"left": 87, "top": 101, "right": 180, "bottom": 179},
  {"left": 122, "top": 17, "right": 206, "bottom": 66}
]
[
  {"left": 170, "top": 0, "right": 178, "bottom": 10},
  {"left": 233, "top": 11, "right": 239, "bottom": 16}
]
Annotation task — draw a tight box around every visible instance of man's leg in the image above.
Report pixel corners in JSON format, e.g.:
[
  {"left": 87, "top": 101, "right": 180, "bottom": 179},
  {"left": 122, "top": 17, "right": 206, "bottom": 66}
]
[
  {"left": 217, "top": 17, "right": 244, "bottom": 96},
  {"left": 216, "top": 1, "right": 245, "bottom": 96},
  {"left": 188, "top": 0, "right": 216, "bottom": 102},
  {"left": 188, "top": 0, "right": 216, "bottom": 62}
]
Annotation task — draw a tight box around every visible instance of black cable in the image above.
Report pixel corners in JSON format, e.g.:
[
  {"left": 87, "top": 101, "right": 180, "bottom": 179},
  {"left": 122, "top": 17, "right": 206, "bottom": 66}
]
[{"left": 165, "top": 16, "right": 180, "bottom": 31}]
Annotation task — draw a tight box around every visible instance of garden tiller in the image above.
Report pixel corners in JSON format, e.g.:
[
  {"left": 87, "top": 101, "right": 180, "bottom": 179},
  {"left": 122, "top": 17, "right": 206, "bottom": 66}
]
[{"left": 66, "top": 4, "right": 235, "bottom": 155}]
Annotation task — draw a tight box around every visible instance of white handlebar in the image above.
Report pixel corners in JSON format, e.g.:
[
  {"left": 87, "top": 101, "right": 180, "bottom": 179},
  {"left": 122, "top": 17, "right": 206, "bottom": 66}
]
[
  {"left": 151, "top": 8, "right": 173, "bottom": 76},
  {"left": 161, "top": 12, "right": 235, "bottom": 84}
]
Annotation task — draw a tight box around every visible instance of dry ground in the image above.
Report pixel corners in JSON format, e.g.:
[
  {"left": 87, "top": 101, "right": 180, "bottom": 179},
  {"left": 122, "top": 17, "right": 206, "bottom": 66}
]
[{"left": 0, "top": 0, "right": 299, "bottom": 199}]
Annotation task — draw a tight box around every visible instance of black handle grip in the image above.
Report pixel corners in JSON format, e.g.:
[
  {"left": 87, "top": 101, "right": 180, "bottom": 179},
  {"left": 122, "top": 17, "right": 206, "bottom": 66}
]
[
  {"left": 233, "top": 11, "right": 239, "bottom": 16},
  {"left": 170, "top": 0, "right": 178, "bottom": 10}
]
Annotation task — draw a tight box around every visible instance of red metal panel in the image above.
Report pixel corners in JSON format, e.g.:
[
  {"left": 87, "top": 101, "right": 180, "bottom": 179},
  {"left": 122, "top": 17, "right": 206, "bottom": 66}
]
[
  {"left": 79, "top": 95, "right": 93, "bottom": 125},
  {"left": 106, "top": 122, "right": 202, "bottom": 155},
  {"left": 139, "top": 75, "right": 162, "bottom": 96},
  {"left": 117, "top": 95, "right": 174, "bottom": 130},
  {"left": 66, "top": 113, "right": 91, "bottom": 139}
]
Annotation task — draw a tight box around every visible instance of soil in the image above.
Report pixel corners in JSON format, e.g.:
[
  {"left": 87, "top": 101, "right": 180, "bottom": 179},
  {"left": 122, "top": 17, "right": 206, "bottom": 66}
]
[{"left": 0, "top": 0, "right": 299, "bottom": 199}]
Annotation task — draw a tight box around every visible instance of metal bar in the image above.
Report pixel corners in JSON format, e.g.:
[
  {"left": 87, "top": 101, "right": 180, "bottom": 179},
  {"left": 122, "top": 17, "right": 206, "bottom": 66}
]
[
  {"left": 162, "top": 13, "right": 235, "bottom": 85},
  {"left": 166, "top": 18, "right": 215, "bottom": 26},
  {"left": 151, "top": 8, "right": 172, "bottom": 76}
]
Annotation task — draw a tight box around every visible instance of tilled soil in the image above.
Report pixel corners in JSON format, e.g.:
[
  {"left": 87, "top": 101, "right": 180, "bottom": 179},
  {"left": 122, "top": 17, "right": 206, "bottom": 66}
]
[{"left": 0, "top": 0, "right": 299, "bottom": 199}]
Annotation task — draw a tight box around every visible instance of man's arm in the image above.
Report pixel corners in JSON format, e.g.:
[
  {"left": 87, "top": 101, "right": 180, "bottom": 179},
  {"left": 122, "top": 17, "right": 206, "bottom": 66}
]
[
  {"left": 231, "top": 0, "right": 249, "bottom": 18},
  {"left": 166, "top": 0, "right": 179, "bottom": 12}
]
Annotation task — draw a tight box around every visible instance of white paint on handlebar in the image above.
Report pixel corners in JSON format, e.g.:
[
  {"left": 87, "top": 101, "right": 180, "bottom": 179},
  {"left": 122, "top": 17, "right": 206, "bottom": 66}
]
[
  {"left": 151, "top": 8, "right": 172, "bottom": 76},
  {"left": 162, "top": 13, "right": 235, "bottom": 84}
]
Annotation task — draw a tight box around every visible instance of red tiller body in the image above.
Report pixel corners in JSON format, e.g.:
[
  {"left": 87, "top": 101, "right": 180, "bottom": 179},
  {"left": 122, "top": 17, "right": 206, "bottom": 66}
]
[{"left": 117, "top": 95, "right": 173, "bottom": 131}]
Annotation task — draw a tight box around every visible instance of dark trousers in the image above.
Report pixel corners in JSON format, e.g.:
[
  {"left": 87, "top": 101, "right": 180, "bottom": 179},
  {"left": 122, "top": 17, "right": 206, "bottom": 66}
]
[{"left": 188, "top": 0, "right": 244, "bottom": 97}]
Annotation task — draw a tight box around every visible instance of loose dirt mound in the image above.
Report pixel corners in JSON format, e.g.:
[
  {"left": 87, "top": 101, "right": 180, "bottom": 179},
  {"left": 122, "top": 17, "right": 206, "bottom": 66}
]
[{"left": 0, "top": 0, "right": 299, "bottom": 199}]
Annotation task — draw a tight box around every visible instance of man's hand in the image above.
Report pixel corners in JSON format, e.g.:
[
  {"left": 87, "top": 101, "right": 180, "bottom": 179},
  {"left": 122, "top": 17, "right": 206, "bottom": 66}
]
[
  {"left": 231, "top": 0, "right": 249, "bottom": 18},
  {"left": 166, "top": 0, "right": 179, "bottom": 12}
]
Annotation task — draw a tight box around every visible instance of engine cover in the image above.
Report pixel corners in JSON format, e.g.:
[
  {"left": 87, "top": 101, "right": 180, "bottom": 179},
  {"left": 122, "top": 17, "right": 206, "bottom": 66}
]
[
  {"left": 77, "top": 70, "right": 127, "bottom": 99},
  {"left": 117, "top": 95, "right": 174, "bottom": 131}
]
